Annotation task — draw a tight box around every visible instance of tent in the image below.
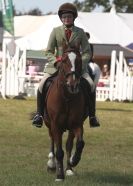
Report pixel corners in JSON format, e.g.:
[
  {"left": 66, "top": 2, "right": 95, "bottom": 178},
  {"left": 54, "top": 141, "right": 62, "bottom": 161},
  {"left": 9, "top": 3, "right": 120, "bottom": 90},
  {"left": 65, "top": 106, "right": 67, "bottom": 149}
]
[
  {"left": 8, "top": 10, "right": 133, "bottom": 50},
  {"left": 126, "top": 43, "right": 133, "bottom": 50}
]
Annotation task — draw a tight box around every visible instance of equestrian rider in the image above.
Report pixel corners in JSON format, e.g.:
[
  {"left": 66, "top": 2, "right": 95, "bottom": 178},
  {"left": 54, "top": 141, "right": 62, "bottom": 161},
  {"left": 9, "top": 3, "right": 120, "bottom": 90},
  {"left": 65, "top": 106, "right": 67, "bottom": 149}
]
[{"left": 32, "top": 3, "right": 100, "bottom": 128}]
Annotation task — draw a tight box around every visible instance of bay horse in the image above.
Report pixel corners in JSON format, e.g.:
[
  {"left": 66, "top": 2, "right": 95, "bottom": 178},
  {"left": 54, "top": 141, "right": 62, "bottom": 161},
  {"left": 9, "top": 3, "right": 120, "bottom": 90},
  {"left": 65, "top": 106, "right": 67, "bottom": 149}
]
[{"left": 44, "top": 46, "right": 88, "bottom": 181}]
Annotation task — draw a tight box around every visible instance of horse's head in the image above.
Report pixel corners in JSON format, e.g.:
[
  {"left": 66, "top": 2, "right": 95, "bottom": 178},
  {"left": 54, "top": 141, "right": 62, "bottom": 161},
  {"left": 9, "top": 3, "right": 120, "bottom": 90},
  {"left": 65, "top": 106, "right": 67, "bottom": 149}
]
[{"left": 59, "top": 47, "right": 82, "bottom": 94}]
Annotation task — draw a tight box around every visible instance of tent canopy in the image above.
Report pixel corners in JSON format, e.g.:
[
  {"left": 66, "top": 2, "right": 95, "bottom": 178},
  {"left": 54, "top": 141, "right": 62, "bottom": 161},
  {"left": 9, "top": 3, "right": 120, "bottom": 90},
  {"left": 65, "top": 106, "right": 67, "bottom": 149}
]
[{"left": 4, "top": 11, "right": 133, "bottom": 50}]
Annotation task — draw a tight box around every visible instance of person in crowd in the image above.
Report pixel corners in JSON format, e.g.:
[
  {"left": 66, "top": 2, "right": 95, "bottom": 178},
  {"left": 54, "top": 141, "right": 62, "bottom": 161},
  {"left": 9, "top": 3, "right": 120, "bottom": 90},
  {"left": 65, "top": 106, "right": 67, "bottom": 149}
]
[
  {"left": 32, "top": 3, "right": 100, "bottom": 128},
  {"left": 101, "top": 64, "right": 110, "bottom": 79}
]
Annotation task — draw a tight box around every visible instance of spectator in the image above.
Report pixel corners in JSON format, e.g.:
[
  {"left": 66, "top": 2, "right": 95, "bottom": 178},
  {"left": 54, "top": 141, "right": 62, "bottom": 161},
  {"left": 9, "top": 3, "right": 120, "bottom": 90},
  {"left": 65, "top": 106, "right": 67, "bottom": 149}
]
[{"left": 101, "top": 64, "right": 110, "bottom": 79}]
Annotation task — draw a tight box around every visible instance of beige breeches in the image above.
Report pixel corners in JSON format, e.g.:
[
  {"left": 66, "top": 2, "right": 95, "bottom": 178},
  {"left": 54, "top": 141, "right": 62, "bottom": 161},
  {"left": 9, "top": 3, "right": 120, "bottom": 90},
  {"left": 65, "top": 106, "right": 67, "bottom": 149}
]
[
  {"left": 82, "top": 73, "right": 95, "bottom": 92},
  {"left": 38, "top": 73, "right": 51, "bottom": 93}
]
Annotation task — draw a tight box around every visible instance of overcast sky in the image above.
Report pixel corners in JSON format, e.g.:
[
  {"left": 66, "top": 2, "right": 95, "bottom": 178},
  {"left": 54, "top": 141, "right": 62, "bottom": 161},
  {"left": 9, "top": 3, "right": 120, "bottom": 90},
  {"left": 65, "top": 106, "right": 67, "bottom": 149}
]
[{"left": 13, "top": 0, "right": 79, "bottom": 14}]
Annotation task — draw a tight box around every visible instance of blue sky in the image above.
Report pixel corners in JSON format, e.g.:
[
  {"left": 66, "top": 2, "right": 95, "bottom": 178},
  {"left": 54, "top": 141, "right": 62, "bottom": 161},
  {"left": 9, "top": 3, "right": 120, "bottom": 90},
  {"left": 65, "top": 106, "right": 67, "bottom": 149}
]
[{"left": 13, "top": 0, "right": 78, "bottom": 14}]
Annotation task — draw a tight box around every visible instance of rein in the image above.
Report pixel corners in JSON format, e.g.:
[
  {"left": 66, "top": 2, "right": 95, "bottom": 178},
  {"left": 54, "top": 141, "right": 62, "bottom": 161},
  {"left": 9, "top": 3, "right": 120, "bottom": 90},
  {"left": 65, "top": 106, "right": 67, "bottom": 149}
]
[{"left": 55, "top": 47, "right": 82, "bottom": 98}]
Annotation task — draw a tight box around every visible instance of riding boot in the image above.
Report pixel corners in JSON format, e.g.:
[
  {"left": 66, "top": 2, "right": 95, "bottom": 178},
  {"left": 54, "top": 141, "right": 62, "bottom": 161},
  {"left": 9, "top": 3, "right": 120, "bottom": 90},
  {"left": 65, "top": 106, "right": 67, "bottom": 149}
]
[
  {"left": 88, "top": 90, "right": 100, "bottom": 127},
  {"left": 82, "top": 78, "right": 100, "bottom": 128},
  {"left": 32, "top": 89, "right": 44, "bottom": 128}
]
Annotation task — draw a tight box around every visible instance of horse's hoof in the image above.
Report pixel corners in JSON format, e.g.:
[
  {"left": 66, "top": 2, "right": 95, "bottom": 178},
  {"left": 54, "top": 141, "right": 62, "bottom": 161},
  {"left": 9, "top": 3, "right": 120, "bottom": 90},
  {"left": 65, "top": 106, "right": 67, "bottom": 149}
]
[
  {"left": 55, "top": 178, "right": 64, "bottom": 182},
  {"left": 55, "top": 175, "right": 64, "bottom": 181},
  {"left": 47, "top": 154, "right": 56, "bottom": 172},
  {"left": 66, "top": 169, "right": 74, "bottom": 176}
]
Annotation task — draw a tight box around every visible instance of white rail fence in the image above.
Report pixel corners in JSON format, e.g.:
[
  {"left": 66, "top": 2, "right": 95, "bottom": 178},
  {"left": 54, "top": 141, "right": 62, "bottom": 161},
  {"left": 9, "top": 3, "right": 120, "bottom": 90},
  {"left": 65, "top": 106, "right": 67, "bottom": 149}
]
[
  {"left": 1, "top": 40, "right": 26, "bottom": 98},
  {"left": 0, "top": 41, "right": 44, "bottom": 98},
  {"left": 96, "top": 50, "right": 133, "bottom": 101},
  {"left": 0, "top": 42, "right": 133, "bottom": 101}
]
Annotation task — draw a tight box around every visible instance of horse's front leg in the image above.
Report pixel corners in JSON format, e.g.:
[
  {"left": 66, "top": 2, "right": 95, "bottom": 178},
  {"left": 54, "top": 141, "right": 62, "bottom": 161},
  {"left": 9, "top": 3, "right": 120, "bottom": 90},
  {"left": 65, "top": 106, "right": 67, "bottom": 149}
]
[
  {"left": 70, "top": 126, "right": 85, "bottom": 167},
  {"left": 65, "top": 131, "right": 75, "bottom": 176},
  {"left": 47, "top": 129, "right": 56, "bottom": 172},
  {"left": 52, "top": 127, "right": 64, "bottom": 181}
]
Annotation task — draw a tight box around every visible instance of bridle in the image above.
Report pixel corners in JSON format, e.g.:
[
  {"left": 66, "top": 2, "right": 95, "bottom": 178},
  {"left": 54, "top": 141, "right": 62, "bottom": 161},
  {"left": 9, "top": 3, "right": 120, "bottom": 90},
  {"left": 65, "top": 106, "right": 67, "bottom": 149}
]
[{"left": 58, "top": 50, "right": 82, "bottom": 94}]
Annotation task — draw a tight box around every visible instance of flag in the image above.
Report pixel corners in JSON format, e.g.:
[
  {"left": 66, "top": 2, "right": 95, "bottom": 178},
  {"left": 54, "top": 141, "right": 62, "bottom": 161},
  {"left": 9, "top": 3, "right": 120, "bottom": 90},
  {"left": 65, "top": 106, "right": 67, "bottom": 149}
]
[
  {"left": 1, "top": 0, "right": 14, "bottom": 36},
  {"left": 0, "top": 10, "right": 4, "bottom": 47}
]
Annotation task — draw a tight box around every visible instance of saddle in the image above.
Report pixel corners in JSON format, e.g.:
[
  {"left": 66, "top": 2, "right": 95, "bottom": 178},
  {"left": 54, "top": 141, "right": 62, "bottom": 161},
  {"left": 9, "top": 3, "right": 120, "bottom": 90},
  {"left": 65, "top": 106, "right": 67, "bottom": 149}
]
[
  {"left": 42, "top": 71, "right": 58, "bottom": 120},
  {"left": 42, "top": 71, "right": 58, "bottom": 97},
  {"left": 42, "top": 73, "right": 91, "bottom": 121}
]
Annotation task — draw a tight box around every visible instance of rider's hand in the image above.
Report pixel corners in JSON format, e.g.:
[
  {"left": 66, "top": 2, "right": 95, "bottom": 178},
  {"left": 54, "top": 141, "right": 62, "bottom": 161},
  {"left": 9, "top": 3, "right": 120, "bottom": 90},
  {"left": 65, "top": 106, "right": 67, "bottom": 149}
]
[{"left": 54, "top": 56, "right": 62, "bottom": 70}]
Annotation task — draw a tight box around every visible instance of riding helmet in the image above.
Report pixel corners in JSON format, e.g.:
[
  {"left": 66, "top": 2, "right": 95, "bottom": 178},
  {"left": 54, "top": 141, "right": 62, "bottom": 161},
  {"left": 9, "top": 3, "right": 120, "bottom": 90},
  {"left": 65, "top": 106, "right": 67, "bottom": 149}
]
[{"left": 58, "top": 3, "right": 78, "bottom": 19}]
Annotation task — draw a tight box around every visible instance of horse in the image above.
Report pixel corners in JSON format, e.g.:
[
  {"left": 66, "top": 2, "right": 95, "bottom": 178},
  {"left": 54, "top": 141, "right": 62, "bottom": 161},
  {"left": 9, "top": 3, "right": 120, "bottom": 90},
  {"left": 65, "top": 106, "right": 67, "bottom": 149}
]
[{"left": 43, "top": 46, "right": 88, "bottom": 181}]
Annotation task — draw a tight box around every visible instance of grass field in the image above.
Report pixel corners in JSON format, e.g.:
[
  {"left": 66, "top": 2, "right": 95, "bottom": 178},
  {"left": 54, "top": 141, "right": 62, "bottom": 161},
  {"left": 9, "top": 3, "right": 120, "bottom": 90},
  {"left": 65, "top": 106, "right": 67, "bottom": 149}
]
[{"left": 0, "top": 98, "right": 133, "bottom": 186}]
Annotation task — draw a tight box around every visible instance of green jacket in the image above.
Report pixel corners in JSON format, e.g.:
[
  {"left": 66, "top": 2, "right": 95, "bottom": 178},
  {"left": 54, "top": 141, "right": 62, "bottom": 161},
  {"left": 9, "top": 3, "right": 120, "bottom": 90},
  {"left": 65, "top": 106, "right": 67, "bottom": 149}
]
[{"left": 44, "top": 25, "right": 92, "bottom": 74}]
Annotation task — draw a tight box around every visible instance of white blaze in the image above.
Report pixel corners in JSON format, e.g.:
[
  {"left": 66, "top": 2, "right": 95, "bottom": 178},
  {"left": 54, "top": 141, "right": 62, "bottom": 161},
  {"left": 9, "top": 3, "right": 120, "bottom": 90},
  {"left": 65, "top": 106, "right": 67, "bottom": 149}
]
[{"left": 68, "top": 52, "right": 76, "bottom": 72}]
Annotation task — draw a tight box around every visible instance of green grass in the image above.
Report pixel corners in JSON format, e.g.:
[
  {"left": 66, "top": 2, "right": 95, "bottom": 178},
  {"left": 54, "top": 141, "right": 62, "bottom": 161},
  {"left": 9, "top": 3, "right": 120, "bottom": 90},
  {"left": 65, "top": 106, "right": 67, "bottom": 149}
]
[{"left": 0, "top": 98, "right": 133, "bottom": 186}]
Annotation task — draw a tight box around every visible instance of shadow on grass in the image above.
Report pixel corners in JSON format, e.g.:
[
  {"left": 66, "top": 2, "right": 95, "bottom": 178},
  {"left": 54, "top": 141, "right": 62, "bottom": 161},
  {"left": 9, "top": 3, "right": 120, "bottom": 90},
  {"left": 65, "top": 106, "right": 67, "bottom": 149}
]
[{"left": 82, "top": 171, "right": 133, "bottom": 185}]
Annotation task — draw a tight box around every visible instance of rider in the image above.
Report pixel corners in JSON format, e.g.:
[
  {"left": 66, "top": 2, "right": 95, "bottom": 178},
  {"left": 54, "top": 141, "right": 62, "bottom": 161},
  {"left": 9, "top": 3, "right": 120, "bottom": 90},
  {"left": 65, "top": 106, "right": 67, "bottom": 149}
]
[{"left": 32, "top": 3, "right": 100, "bottom": 128}]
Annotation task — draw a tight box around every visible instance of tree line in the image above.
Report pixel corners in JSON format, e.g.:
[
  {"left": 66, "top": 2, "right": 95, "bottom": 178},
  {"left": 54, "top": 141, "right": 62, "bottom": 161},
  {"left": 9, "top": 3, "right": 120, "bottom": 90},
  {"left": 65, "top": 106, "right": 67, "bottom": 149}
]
[
  {"left": 1, "top": 0, "right": 133, "bottom": 16},
  {"left": 73, "top": 0, "right": 133, "bottom": 13},
  {"left": 13, "top": 0, "right": 133, "bottom": 15}
]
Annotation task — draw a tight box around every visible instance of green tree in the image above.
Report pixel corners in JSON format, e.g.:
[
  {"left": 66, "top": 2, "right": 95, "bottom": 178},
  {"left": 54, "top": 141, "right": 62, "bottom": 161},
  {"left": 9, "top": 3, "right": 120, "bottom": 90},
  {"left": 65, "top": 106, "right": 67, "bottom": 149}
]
[
  {"left": 27, "top": 8, "right": 42, "bottom": 15},
  {"left": 73, "top": 0, "right": 110, "bottom": 12},
  {"left": 13, "top": 7, "right": 42, "bottom": 16},
  {"left": 73, "top": 0, "right": 84, "bottom": 11},
  {"left": 73, "top": 0, "right": 133, "bottom": 13},
  {"left": 113, "top": 0, "right": 133, "bottom": 13}
]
